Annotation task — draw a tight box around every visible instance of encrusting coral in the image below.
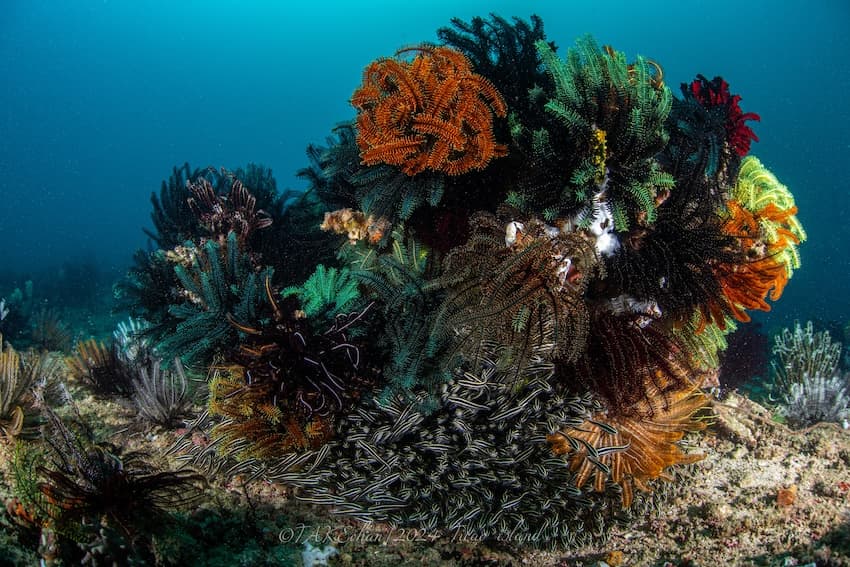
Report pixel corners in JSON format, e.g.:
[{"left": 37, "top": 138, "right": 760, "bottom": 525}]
[{"left": 318, "top": 208, "right": 390, "bottom": 246}]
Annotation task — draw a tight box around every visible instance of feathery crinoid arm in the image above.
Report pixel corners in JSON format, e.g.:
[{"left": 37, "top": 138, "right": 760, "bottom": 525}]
[
  {"left": 351, "top": 229, "right": 450, "bottom": 399},
  {"left": 432, "top": 213, "right": 601, "bottom": 388},
  {"left": 157, "top": 232, "right": 272, "bottom": 366},
  {"left": 281, "top": 264, "right": 361, "bottom": 322},
  {"left": 145, "top": 163, "right": 205, "bottom": 250},
  {"left": 701, "top": 156, "right": 807, "bottom": 327},
  {"left": 350, "top": 45, "right": 507, "bottom": 223},
  {"left": 732, "top": 155, "right": 806, "bottom": 278},
  {"left": 534, "top": 37, "right": 673, "bottom": 231},
  {"left": 438, "top": 14, "right": 553, "bottom": 138}
]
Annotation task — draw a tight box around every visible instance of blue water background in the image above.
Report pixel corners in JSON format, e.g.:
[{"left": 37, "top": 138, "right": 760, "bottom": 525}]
[{"left": 1, "top": 0, "right": 848, "bottom": 331}]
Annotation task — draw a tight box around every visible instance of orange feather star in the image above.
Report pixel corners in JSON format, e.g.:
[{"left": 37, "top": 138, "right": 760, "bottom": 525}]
[
  {"left": 352, "top": 45, "right": 507, "bottom": 176},
  {"left": 711, "top": 199, "right": 793, "bottom": 325},
  {"left": 548, "top": 374, "right": 707, "bottom": 508}
]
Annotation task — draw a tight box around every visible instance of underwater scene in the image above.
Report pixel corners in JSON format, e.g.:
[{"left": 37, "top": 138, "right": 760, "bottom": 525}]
[{"left": 1, "top": 1, "right": 849, "bottom": 565}]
